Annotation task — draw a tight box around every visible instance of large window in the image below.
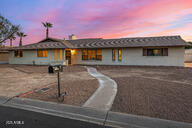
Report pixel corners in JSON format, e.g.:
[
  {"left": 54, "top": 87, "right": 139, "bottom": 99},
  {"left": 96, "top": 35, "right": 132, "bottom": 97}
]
[
  {"left": 14, "top": 50, "right": 23, "bottom": 57},
  {"left": 112, "top": 49, "right": 115, "bottom": 61},
  {"left": 118, "top": 49, "right": 122, "bottom": 61},
  {"left": 82, "top": 49, "right": 88, "bottom": 60},
  {"left": 143, "top": 48, "right": 168, "bottom": 56},
  {"left": 37, "top": 50, "right": 48, "bottom": 57},
  {"left": 82, "top": 49, "right": 102, "bottom": 61},
  {"left": 96, "top": 49, "right": 102, "bottom": 60}
]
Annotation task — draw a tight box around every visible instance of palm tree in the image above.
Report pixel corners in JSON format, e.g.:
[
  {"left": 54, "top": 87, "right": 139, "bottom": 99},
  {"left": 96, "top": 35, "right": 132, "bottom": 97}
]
[
  {"left": 9, "top": 34, "right": 16, "bottom": 47},
  {"left": 42, "top": 22, "right": 53, "bottom": 38},
  {"left": 16, "top": 32, "right": 27, "bottom": 46}
]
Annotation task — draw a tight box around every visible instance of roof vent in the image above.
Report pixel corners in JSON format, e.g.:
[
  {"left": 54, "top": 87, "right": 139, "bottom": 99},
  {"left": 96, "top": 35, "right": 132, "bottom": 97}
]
[{"left": 69, "top": 34, "right": 76, "bottom": 40}]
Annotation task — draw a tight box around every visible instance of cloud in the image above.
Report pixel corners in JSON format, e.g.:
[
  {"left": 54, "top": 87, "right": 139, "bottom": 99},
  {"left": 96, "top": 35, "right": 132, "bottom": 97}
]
[{"left": 5, "top": 0, "right": 192, "bottom": 46}]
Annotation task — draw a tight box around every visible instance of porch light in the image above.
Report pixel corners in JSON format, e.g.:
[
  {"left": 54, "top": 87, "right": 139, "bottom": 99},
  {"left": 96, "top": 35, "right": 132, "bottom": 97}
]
[{"left": 71, "top": 49, "right": 76, "bottom": 55}]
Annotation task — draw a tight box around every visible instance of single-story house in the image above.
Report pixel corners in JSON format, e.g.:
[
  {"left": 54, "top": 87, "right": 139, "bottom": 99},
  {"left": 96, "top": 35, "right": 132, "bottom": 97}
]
[{"left": 8, "top": 35, "right": 189, "bottom": 66}]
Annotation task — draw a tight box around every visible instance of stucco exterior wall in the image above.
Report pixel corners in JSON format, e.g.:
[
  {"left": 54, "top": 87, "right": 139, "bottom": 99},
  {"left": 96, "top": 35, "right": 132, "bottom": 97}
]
[
  {"left": 72, "top": 47, "right": 184, "bottom": 66},
  {"left": 9, "top": 47, "right": 184, "bottom": 66},
  {"left": 9, "top": 49, "right": 65, "bottom": 65}
]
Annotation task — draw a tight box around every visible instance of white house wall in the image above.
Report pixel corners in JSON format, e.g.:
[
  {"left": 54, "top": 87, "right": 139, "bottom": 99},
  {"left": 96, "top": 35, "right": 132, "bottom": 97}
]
[
  {"left": 72, "top": 47, "right": 184, "bottom": 66},
  {"left": 9, "top": 49, "right": 65, "bottom": 65}
]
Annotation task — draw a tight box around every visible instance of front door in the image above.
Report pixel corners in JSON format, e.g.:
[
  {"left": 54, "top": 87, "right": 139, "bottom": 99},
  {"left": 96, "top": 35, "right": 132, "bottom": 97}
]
[{"left": 65, "top": 50, "right": 71, "bottom": 65}]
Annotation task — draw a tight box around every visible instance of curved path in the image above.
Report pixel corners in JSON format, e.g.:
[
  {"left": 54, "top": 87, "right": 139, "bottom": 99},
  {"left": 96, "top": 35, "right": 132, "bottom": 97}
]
[{"left": 83, "top": 67, "right": 117, "bottom": 111}]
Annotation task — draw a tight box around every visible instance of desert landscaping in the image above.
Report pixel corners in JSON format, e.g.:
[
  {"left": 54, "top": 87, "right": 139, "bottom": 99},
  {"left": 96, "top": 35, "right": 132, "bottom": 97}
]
[
  {"left": 96, "top": 66, "right": 192, "bottom": 123},
  {"left": 0, "top": 64, "right": 192, "bottom": 123},
  {"left": 0, "top": 65, "right": 98, "bottom": 106}
]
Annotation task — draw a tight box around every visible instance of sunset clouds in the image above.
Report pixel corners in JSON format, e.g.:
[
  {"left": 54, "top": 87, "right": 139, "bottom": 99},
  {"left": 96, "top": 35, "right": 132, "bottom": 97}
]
[{"left": 1, "top": 0, "right": 192, "bottom": 46}]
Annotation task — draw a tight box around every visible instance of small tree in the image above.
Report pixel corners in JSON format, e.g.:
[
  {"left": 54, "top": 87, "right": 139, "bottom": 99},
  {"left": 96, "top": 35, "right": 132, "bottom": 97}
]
[
  {"left": 16, "top": 32, "right": 27, "bottom": 46},
  {"left": 0, "top": 15, "right": 19, "bottom": 44},
  {"left": 42, "top": 22, "right": 53, "bottom": 38}
]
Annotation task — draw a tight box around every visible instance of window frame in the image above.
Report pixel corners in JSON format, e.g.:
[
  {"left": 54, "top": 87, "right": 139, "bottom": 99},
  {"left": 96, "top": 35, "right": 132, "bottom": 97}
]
[
  {"left": 14, "top": 50, "right": 23, "bottom": 58},
  {"left": 118, "top": 49, "right": 122, "bottom": 61},
  {"left": 143, "top": 48, "right": 168, "bottom": 56},
  {"left": 82, "top": 49, "right": 102, "bottom": 61},
  {"left": 112, "top": 49, "right": 115, "bottom": 61},
  {"left": 37, "top": 50, "right": 48, "bottom": 57}
]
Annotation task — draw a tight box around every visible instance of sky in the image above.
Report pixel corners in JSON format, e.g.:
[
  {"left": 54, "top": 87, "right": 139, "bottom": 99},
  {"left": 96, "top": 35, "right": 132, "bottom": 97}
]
[{"left": 0, "top": 0, "right": 192, "bottom": 46}]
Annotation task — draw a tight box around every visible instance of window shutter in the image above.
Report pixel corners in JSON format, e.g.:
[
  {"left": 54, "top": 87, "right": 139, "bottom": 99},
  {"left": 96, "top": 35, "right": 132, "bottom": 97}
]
[
  {"left": 143, "top": 48, "right": 147, "bottom": 56},
  {"left": 163, "top": 48, "right": 168, "bottom": 56}
]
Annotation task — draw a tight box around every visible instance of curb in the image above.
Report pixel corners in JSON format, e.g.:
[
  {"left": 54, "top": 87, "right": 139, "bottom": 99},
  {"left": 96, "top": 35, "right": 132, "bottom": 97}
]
[{"left": 0, "top": 96, "right": 192, "bottom": 128}]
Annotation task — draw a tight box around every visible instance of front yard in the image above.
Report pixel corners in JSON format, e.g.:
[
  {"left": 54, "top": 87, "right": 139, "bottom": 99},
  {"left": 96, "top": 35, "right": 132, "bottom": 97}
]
[
  {"left": 1, "top": 64, "right": 192, "bottom": 123},
  {"left": 0, "top": 65, "right": 98, "bottom": 106},
  {"left": 96, "top": 66, "right": 192, "bottom": 123}
]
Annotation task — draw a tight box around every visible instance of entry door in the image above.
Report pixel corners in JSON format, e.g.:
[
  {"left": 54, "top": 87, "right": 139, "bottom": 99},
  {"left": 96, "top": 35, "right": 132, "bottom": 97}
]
[{"left": 65, "top": 50, "right": 71, "bottom": 64}]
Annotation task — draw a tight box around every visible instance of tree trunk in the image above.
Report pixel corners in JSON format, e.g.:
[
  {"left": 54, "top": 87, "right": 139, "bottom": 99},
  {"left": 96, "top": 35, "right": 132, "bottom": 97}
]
[
  {"left": 46, "top": 28, "right": 48, "bottom": 38},
  {"left": 19, "top": 37, "right": 22, "bottom": 46},
  {"left": 10, "top": 39, "right": 12, "bottom": 47}
]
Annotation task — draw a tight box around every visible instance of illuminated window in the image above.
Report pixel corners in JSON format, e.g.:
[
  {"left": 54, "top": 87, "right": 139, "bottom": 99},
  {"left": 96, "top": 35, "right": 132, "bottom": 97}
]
[
  {"left": 82, "top": 49, "right": 102, "bottom": 61},
  {"left": 60, "top": 49, "right": 63, "bottom": 60},
  {"left": 82, "top": 49, "right": 88, "bottom": 60},
  {"left": 92, "top": 50, "right": 96, "bottom": 60},
  {"left": 14, "top": 50, "right": 23, "bottom": 57},
  {"left": 37, "top": 50, "right": 47, "bottom": 57},
  {"left": 143, "top": 48, "right": 168, "bottom": 56},
  {"left": 118, "top": 49, "right": 122, "bottom": 61},
  {"left": 88, "top": 50, "right": 92, "bottom": 60},
  {"left": 112, "top": 49, "right": 115, "bottom": 61},
  {"left": 54, "top": 50, "right": 57, "bottom": 60},
  {"left": 96, "top": 49, "right": 102, "bottom": 61}
]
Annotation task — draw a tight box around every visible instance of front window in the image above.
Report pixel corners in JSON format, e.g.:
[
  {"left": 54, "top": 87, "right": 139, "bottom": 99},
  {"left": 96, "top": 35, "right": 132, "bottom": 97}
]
[
  {"left": 143, "top": 48, "right": 168, "bottom": 56},
  {"left": 112, "top": 49, "right": 115, "bottom": 61},
  {"left": 14, "top": 50, "right": 23, "bottom": 57},
  {"left": 37, "top": 50, "right": 48, "bottom": 57},
  {"left": 118, "top": 49, "right": 122, "bottom": 61},
  {"left": 82, "top": 49, "right": 102, "bottom": 61},
  {"left": 82, "top": 49, "right": 88, "bottom": 60},
  {"left": 147, "top": 49, "right": 163, "bottom": 56},
  {"left": 96, "top": 49, "right": 102, "bottom": 60}
]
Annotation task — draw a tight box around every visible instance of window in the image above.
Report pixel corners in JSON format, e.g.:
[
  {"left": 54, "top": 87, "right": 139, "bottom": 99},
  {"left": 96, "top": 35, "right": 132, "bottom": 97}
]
[
  {"left": 112, "top": 49, "right": 115, "bottom": 61},
  {"left": 14, "top": 50, "right": 23, "bottom": 57},
  {"left": 118, "top": 49, "right": 122, "bottom": 61},
  {"left": 96, "top": 49, "right": 102, "bottom": 60},
  {"left": 82, "top": 49, "right": 88, "bottom": 60},
  {"left": 82, "top": 49, "right": 102, "bottom": 61},
  {"left": 37, "top": 50, "right": 47, "bottom": 57},
  {"left": 60, "top": 49, "right": 63, "bottom": 60},
  {"left": 143, "top": 48, "right": 168, "bottom": 56}
]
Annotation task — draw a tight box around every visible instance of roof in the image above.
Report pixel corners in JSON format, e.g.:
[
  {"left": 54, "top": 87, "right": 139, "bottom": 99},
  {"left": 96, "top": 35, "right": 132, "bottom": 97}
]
[
  {"left": 10, "top": 36, "right": 189, "bottom": 50},
  {"left": 11, "top": 38, "right": 74, "bottom": 50}
]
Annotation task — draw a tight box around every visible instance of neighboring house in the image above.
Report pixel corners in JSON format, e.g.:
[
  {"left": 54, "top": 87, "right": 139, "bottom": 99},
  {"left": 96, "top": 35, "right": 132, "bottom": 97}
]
[
  {"left": 184, "top": 49, "right": 192, "bottom": 62},
  {"left": 8, "top": 35, "right": 189, "bottom": 66},
  {"left": 0, "top": 47, "right": 9, "bottom": 64}
]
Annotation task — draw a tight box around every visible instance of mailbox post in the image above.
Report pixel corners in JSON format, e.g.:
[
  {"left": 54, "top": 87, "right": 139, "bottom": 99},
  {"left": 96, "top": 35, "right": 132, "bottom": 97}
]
[
  {"left": 57, "top": 69, "right": 61, "bottom": 97},
  {"left": 53, "top": 65, "right": 66, "bottom": 102}
]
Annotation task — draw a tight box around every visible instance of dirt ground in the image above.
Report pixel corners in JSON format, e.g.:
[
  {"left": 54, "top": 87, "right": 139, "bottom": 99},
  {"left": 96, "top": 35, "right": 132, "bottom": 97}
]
[
  {"left": 0, "top": 65, "right": 98, "bottom": 106},
  {"left": 96, "top": 66, "right": 192, "bottom": 123}
]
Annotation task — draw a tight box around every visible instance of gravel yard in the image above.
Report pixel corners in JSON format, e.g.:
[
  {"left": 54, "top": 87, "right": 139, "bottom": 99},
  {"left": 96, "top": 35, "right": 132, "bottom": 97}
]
[
  {"left": 0, "top": 65, "right": 98, "bottom": 106},
  {"left": 96, "top": 66, "right": 192, "bottom": 123}
]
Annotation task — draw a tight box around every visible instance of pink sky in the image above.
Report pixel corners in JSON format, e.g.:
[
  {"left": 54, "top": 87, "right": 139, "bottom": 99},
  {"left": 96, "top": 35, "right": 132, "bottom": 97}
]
[{"left": 1, "top": 0, "right": 192, "bottom": 46}]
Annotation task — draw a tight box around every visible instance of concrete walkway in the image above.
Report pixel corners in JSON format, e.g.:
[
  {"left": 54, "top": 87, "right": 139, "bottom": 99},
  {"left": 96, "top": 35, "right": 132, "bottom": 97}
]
[{"left": 83, "top": 67, "right": 117, "bottom": 111}]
